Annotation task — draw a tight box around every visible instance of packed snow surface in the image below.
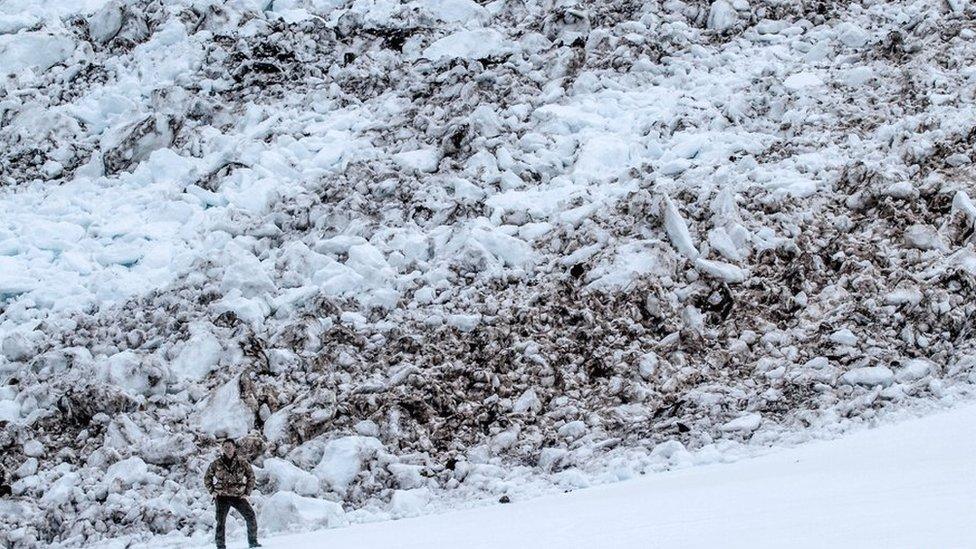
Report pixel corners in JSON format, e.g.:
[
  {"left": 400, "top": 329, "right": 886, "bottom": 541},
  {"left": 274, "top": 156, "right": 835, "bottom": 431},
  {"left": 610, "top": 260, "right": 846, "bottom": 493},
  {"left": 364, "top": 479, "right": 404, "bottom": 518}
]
[
  {"left": 146, "top": 402, "right": 976, "bottom": 548},
  {"left": 1, "top": 0, "right": 976, "bottom": 546}
]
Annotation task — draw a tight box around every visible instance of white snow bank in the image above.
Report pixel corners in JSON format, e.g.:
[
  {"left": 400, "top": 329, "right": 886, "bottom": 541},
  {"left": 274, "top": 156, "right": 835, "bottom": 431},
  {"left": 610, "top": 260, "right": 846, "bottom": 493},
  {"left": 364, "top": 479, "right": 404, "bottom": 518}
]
[
  {"left": 783, "top": 72, "right": 824, "bottom": 91},
  {"left": 707, "top": 0, "right": 738, "bottom": 32},
  {"left": 0, "top": 0, "right": 111, "bottom": 19},
  {"left": 259, "top": 491, "right": 346, "bottom": 533},
  {"left": 573, "top": 135, "right": 638, "bottom": 182},
  {"left": 896, "top": 359, "right": 934, "bottom": 382},
  {"left": 389, "top": 488, "right": 431, "bottom": 518},
  {"left": 0, "top": 399, "right": 19, "bottom": 422}
]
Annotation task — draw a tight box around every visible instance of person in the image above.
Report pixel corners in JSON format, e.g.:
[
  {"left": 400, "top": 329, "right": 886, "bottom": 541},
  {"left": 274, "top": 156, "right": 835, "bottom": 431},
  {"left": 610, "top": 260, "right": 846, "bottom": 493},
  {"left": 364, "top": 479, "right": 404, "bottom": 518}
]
[{"left": 204, "top": 439, "right": 261, "bottom": 549}]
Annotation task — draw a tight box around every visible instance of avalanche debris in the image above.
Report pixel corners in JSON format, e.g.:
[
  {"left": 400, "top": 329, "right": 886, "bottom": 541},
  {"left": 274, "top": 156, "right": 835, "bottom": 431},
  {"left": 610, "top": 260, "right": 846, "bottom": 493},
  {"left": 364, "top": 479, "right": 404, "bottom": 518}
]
[{"left": 0, "top": 0, "right": 975, "bottom": 546}]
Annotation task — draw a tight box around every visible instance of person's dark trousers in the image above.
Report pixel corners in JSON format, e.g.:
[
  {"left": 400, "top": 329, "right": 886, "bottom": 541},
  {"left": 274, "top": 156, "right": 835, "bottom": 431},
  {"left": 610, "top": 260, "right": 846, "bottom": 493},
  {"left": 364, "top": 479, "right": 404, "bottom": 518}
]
[{"left": 215, "top": 495, "right": 258, "bottom": 548}]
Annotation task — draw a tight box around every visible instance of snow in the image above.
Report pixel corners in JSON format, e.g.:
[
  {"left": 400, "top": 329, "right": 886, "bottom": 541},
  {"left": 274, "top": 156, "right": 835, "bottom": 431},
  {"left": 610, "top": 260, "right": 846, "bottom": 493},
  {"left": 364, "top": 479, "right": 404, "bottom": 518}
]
[
  {"left": 103, "top": 457, "right": 153, "bottom": 488},
  {"left": 86, "top": 2, "right": 123, "bottom": 44},
  {"left": 0, "top": 399, "right": 19, "bottom": 422},
  {"left": 261, "top": 459, "right": 320, "bottom": 497},
  {"left": 169, "top": 324, "right": 223, "bottom": 382},
  {"left": 198, "top": 376, "right": 255, "bottom": 440},
  {"left": 0, "top": 0, "right": 111, "bottom": 19},
  {"left": 840, "top": 366, "right": 896, "bottom": 388},
  {"left": 99, "top": 351, "right": 158, "bottom": 396},
  {"left": 3, "top": 0, "right": 976, "bottom": 545},
  {"left": 828, "top": 329, "right": 858, "bottom": 346},
  {"left": 414, "top": 0, "right": 487, "bottom": 23},
  {"left": 783, "top": 72, "right": 824, "bottom": 91},
  {"left": 694, "top": 258, "right": 747, "bottom": 283},
  {"left": 707, "top": 0, "right": 738, "bottom": 32},
  {"left": 719, "top": 413, "right": 762, "bottom": 433},
  {"left": 897, "top": 359, "right": 934, "bottom": 383},
  {"left": 835, "top": 22, "right": 870, "bottom": 49},
  {"left": 176, "top": 403, "right": 976, "bottom": 549},
  {"left": 556, "top": 420, "right": 587, "bottom": 440},
  {"left": 512, "top": 389, "right": 541, "bottom": 414},
  {"left": 259, "top": 491, "right": 347, "bottom": 534},
  {"left": 422, "top": 29, "right": 515, "bottom": 60},
  {"left": 0, "top": 32, "right": 75, "bottom": 74},
  {"left": 573, "top": 135, "right": 636, "bottom": 182},
  {"left": 393, "top": 148, "right": 441, "bottom": 173},
  {"left": 661, "top": 194, "right": 699, "bottom": 259},
  {"left": 22, "top": 440, "right": 43, "bottom": 458},
  {"left": 313, "top": 436, "right": 384, "bottom": 493},
  {"left": 389, "top": 488, "right": 430, "bottom": 518},
  {"left": 40, "top": 472, "right": 80, "bottom": 506},
  {"left": 953, "top": 190, "right": 976, "bottom": 222}
]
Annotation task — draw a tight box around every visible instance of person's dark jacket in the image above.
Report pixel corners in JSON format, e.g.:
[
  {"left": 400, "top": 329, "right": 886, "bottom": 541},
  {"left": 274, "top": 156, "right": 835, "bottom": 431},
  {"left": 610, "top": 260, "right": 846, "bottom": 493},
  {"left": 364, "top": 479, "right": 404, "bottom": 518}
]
[{"left": 204, "top": 455, "right": 255, "bottom": 498}]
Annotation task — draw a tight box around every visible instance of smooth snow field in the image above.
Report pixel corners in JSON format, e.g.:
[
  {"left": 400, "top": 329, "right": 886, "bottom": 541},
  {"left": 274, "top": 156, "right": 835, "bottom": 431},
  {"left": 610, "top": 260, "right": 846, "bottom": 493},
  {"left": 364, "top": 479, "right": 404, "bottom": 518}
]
[{"left": 186, "top": 404, "right": 976, "bottom": 549}]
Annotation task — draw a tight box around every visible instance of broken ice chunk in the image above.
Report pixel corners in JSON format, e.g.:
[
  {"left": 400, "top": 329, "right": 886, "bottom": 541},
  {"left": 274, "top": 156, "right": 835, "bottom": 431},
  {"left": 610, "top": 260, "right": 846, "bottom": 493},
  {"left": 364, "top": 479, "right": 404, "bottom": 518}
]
[
  {"left": 661, "top": 194, "right": 699, "bottom": 259},
  {"left": 840, "top": 366, "right": 894, "bottom": 387},
  {"left": 719, "top": 413, "right": 762, "bottom": 433},
  {"left": 829, "top": 329, "right": 858, "bottom": 346},
  {"left": 694, "top": 258, "right": 747, "bottom": 283},
  {"left": 783, "top": 72, "right": 824, "bottom": 91},
  {"left": 903, "top": 224, "right": 941, "bottom": 251},
  {"left": 884, "top": 288, "right": 922, "bottom": 306},
  {"left": 707, "top": 0, "right": 737, "bottom": 32},
  {"left": 896, "top": 359, "right": 934, "bottom": 382},
  {"left": 393, "top": 148, "right": 441, "bottom": 173},
  {"left": 422, "top": 29, "right": 516, "bottom": 60}
]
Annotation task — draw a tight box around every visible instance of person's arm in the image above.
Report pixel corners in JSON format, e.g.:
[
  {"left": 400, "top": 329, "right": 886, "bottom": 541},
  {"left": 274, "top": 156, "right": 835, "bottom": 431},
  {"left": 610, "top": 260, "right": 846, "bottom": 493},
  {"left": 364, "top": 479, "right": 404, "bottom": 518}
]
[
  {"left": 244, "top": 461, "right": 255, "bottom": 495},
  {"left": 203, "top": 461, "right": 217, "bottom": 495}
]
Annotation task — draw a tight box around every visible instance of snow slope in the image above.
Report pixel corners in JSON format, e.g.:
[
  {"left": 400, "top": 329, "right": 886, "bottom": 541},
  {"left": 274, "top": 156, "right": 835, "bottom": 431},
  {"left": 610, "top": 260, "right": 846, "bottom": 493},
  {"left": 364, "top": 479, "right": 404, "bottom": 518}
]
[{"left": 179, "top": 402, "right": 976, "bottom": 549}]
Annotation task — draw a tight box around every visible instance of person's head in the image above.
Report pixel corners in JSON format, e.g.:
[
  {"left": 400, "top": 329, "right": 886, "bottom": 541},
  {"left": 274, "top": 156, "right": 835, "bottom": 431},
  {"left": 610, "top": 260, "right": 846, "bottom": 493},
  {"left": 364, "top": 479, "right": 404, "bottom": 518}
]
[{"left": 221, "top": 439, "right": 236, "bottom": 459}]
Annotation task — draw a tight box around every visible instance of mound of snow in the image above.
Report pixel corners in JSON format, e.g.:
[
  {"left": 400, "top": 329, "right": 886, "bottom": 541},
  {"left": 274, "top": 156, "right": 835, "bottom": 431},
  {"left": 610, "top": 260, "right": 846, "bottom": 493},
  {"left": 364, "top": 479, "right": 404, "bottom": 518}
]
[
  {"left": 262, "top": 459, "right": 320, "bottom": 497},
  {"left": 389, "top": 488, "right": 430, "bottom": 518},
  {"left": 313, "top": 436, "right": 384, "bottom": 493},
  {"left": 259, "top": 491, "right": 347, "bottom": 533}
]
